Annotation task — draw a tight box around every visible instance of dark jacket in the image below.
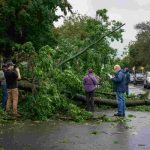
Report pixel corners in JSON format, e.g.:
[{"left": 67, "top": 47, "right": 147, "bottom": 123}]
[
  {"left": 112, "top": 69, "right": 126, "bottom": 93},
  {"left": 5, "top": 70, "right": 18, "bottom": 89},
  {"left": 124, "top": 70, "right": 130, "bottom": 85}
]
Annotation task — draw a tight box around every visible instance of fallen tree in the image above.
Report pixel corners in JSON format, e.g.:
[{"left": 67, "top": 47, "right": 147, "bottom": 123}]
[
  {"left": 18, "top": 80, "right": 39, "bottom": 92},
  {"left": 18, "top": 80, "right": 150, "bottom": 107},
  {"left": 74, "top": 94, "right": 150, "bottom": 107}
]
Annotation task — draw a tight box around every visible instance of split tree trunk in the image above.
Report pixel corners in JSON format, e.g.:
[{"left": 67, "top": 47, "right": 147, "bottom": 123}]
[
  {"left": 18, "top": 80, "right": 150, "bottom": 107},
  {"left": 74, "top": 94, "right": 150, "bottom": 107}
]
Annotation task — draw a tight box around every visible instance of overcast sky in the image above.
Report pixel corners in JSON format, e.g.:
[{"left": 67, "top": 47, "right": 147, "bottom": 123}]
[{"left": 56, "top": 0, "right": 150, "bottom": 56}]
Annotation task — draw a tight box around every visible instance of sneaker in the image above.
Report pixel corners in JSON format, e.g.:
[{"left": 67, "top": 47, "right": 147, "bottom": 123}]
[
  {"left": 13, "top": 113, "right": 21, "bottom": 118},
  {"left": 122, "top": 114, "right": 125, "bottom": 117},
  {"left": 114, "top": 113, "right": 125, "bottom": 117},
  {"left": 6, "top": 111, "right": 12, "bottom": 116}
]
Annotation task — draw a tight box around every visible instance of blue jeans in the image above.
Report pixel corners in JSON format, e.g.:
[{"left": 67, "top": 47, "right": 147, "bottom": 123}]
[
  {"left": 1, "top": 84, "right": 8, "bottom": 110},
  {"left": 116, "top": 92, "right": 126, "bottom": 115}
]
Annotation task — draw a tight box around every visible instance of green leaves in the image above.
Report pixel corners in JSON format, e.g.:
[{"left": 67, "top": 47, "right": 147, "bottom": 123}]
[
  {"left": 67, "top": 104, "right": 92, "bottom": 122},
  {"left": 0, "top": 0, "right": 72, "bottom": 56},
  {"left": 128, "top": 21, "right": 150, "bottom": 70},
  {"left": 56, "top": 9, "right": 124, "bottom": 73}
]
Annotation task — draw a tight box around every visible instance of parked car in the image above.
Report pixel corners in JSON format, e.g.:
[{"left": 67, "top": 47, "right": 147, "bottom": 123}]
[
  {"left": 130, "top": 73, "right": 134, "bottom": 83},
  {"left": 133, "top": 73, "right": 144, "bottom": 85},
  {"left": 144, "top": 71, "right": 150, "bottom": 88}
]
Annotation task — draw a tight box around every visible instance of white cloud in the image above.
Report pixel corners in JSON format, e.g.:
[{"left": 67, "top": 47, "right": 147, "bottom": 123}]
[
  {"left": 135, "top": 0, "right": 150, "bottom": 6},
  {"left": 68, "top": 0, "right": 91, "bottom": 15},
  {"left": 108, "top": 13, "right": 122, "bottom": 20}
]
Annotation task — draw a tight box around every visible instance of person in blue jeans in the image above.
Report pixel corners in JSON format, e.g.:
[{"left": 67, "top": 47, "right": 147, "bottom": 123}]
[
  {"left": 0, "top": 64, "right": 8, "bottom": 110},
  {"left": 109, "top": 65, "right": 126, "bottom": 117}
]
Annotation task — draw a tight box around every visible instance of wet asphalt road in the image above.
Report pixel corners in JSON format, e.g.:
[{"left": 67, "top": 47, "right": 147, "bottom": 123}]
[
  {"left": 129, "top": 84, "right": 145, "bottom": 95},
  {"left": 129, "top": 84, "right": 150, "bottom": 99},
  {"left": 1, "top": 111, "right": 150, "bottom": 150},
  {"left": 0, "top": 84, "right": 150, "bottom": 150}
]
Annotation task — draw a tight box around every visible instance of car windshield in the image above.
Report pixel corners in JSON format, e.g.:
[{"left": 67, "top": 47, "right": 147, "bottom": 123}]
[
  {"left": 147, "top": 72, "right": 150, "bottom": 77},
  {"left": 136, "top": 73, "right": 144, "bottom": 77}
]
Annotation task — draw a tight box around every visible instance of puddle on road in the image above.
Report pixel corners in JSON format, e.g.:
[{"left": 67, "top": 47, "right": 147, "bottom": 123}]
[{"left": 129, "top": 84, "right": 150, "bottom": 99}]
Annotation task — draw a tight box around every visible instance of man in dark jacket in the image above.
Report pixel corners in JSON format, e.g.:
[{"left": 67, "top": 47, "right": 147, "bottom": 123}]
[
  {"left": 110, "top": 65, "right": 126, "bottom": 117},
  {"left": 83, "top": 69, "right": 98, "bottom": 112}
]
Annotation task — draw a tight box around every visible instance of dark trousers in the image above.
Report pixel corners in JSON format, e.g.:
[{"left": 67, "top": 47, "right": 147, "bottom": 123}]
[
  {"left": 1, "top": 84, "right": 8, "bottom": 110},
  {"left": 86, "top": 91, "right": 94, "bottom": 112}
]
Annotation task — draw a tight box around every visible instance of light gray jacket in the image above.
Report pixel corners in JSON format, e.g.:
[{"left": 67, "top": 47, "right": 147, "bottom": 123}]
[{"left": 0, "top": 70, "right": 6, "bottom": 85}]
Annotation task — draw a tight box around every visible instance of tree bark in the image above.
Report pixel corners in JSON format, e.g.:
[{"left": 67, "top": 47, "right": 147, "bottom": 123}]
[
  {"left": 18, "top": 80, "right": 150, "bottom": 107},
  {"left": 74, "top": 94, "right": 150, "bottom": 107},
  {"left": 18, "top": 80, "right": 39, "bottom": 92}
]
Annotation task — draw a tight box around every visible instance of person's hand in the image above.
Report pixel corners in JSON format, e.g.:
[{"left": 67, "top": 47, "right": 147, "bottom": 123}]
[
  {"left": 108, "top": 74, "right": 113, "bottom": 79},
  {"left": 15, "top": 67, "right": 20, "bottom": 72},
  {"left": 15, "top": 67, "right": 21, "bottom": 80}
]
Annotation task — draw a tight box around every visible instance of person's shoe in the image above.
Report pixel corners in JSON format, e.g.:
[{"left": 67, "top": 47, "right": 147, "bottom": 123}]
[
  {"left": 114, "top": 113, "right": 120, "bottom": 116},
  {"left": 114, "top": 113, "right": 125, "bottom": 117},
  {"left": 6, "top": 111, "right": 12, "bottom": 116},
  {"left": 122, "top": 114, "right": 125, "bottom": 117},
  {"left": 13, "top": 113, "right": 21, "bottom": 118}
]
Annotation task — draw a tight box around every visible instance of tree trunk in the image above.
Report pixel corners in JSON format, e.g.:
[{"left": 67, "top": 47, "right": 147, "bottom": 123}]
[
  {"left": 74, "top": 94, "right": 150, "bottom": 107},
  {"left": 18, "top": 80, "right": 39, "bottom": 92},
  {"left": 18, "top": 80, "right": 150, "bottom": 107}
]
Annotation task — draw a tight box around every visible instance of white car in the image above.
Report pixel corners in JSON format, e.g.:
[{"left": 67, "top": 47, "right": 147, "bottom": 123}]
[
  {"left": 144, "top": 71, "right": 150, "bottom": 88},
  {"left": 130, "top": 73, "right": 134, "bottom": 83},
  {"left": 133, "top": 73, "right": 144, "bottom": 85}
]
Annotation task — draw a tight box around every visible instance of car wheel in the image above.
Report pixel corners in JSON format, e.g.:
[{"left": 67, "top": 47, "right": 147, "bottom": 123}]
[
  {"left": 145, "top": 81, "right": 149, "bottom": 89},
  {"left": 144, "top": 84, "right": 147, "bottom": 88}
]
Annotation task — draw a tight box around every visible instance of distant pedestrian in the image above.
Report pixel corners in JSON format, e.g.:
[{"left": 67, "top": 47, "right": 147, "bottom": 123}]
[
  {"left": 124, "top": 67, "right": 130, "bottom": 96},
  {"left": 109, "top": 65, "right": 126, "bottom": 117},
  {"left": 0, "top": 64, "right": 8, "bottom": 110},
  {"left": 83, "top": 69, "right": 98, "bottom": 112},
  {"left": 5, "top": 62, "right": 21, "bottom": 117}
]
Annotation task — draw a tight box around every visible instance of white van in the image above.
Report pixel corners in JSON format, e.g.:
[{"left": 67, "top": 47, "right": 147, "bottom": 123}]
[{"left": 144, "top": 71, "right": 150, "bottom": 88}]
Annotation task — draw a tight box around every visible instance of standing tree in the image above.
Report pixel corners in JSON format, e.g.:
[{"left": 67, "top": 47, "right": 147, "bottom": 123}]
[
  {"left": 128, "top": 21, "right": 150, "bottom": 70},
  {"left": 0, "top": 0, "right": 72, "bottom": 57}
]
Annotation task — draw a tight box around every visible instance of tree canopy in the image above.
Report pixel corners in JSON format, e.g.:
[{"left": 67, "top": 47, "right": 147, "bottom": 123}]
[
  {"left": 55, "top": 9, "right": 124, "bottom": 73},
  {"left": 0, "top": 0, "right": 72, "bottom": 57},
  {"left": 128, "top": 21, "right": 150, "bottom": 70}
]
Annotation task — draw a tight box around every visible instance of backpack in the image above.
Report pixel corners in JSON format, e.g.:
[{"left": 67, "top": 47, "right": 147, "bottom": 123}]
[{"left": 124, "top": 72, "right": 130, "bottom": 84}]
